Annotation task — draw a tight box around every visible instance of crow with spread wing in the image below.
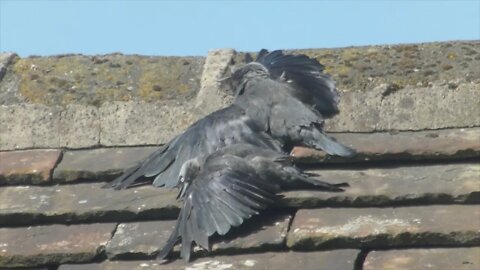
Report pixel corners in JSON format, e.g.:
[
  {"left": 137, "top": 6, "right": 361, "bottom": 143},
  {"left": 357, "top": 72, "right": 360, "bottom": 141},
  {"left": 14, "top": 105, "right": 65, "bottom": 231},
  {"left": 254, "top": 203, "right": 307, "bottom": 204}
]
[
  {"left": 156, "top": 144, "right": 347, "bottom": 262},
  {"left": 104, "top": 50, "right": 355, "bottom": 190},
  {"left": 232, "top": 50, "right": 353, "bottom": 156}
]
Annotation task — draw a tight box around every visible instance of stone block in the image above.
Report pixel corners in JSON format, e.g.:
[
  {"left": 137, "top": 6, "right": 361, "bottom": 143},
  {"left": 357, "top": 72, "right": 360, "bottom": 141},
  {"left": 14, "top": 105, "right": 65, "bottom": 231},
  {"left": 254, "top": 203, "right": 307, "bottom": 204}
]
[
  {"left": 0, "top": 104, "right": 99, "bottom": 150},
  {"left": 195, "top": 48, "right": 236, "bottom": 115},
  {"left": 325, "top": 82, "right": 480, "bottom": 132},
  {"left": 99, "top": 101, "right": 197, "bottom": 146}
]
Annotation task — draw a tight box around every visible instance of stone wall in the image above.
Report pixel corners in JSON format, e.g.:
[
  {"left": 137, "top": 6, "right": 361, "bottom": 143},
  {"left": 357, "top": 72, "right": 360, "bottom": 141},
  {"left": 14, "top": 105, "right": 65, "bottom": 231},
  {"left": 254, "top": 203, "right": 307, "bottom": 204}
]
[{"left": 1, "top": 41, "right": 479, "bottom": 150}]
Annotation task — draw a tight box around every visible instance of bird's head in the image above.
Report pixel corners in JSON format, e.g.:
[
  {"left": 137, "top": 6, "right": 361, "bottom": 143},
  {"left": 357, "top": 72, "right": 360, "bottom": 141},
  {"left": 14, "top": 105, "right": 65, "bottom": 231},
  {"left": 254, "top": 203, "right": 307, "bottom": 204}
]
[
  {"left": 230, "top": 62, "right": 269, "bottom": 82},
  {"left": 176, "top": 158, "right": 201, "bottom": 199},
  {"left": 218, "top": 62, "right": 269, "bottom": 97}
]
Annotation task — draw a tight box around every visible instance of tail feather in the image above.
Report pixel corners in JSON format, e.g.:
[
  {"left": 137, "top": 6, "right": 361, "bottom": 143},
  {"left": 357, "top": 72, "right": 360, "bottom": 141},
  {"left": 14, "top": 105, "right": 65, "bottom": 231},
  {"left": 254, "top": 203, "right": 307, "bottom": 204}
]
[
  {"left": 301, "top": 128, "right": 356, "bottom": 157},
  {"left": 102, "top": 164, "right": 144, "bottom": 189},
  {"left": 294, "top": 174, "right": 348, "bottom": 192},
  {"left": 282, "top": 167, "right": 347, "bottom": 191},
  {"left": 143, "top": 141, "right": 176, "bottom": 177}
]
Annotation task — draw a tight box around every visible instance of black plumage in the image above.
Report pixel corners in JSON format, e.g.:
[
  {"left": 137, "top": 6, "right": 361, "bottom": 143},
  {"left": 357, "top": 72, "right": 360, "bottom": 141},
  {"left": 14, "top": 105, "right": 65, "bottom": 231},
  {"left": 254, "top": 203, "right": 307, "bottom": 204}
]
[
  {"left": 104, "top": 50, "right": 354, "bottom": 190},
  {"left": 104, "top": 49, "right": 357, "bottom": 262},
  {"left": 105, "top": 105, "right": 282, "bottom": 189},
  {"left": 157, "top": 144, "right": 347, "bottom": 261}
]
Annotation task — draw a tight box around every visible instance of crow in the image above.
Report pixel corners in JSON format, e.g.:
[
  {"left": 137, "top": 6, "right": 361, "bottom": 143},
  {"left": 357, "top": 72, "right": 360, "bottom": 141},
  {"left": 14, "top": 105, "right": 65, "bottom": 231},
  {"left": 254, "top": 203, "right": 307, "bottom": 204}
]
[
  {"left": 104, "top": 104, "right": 283, "bottom": 189},
  {"left": 231, "top": 50, "right": 353, "bottom": 156},
  {"left": 104, "top": 50, "right": 355, "bottom": 190},
  {"left": 156, "top": 144, "right": 347, "bottom": 261}
]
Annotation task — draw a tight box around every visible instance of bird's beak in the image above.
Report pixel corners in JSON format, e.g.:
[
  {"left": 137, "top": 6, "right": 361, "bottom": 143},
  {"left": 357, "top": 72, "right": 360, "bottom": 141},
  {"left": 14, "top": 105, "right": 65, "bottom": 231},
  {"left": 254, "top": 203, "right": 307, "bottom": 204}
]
[{"left": 177, "top": 182, "right": 189, "bottom": 199}]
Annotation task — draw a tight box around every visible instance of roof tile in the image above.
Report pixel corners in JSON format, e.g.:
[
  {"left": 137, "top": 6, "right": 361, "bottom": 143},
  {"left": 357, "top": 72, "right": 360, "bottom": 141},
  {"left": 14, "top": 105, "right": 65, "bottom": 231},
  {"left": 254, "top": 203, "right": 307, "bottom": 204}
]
[
  {"left": 287, "top": 205, "right": 480, "bottom": 250},
  {"left": 0, "top": 223, "right": 116, "bottom": 268},
  {"left": 105, "top": 213, "right": 292, "bottom": 260},
  {"left": 52, "top": 147, "right": 158, "bottom": 183},
  {"left": 0, "top": 149, "right": 61, "bottom": 185},
  {"left": 59, "top": 250, "right": 360, "bottom": 270},
  {"left": 363, "top": 247, "right": 480, "bottom": 270},
  {"left": 292, "top": 128, "right": 480, "bottom": 163}
]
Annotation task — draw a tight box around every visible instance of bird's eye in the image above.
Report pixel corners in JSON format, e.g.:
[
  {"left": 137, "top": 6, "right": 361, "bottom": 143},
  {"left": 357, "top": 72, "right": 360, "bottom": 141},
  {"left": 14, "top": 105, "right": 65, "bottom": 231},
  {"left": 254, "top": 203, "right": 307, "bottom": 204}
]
[{"left": 180, "top": 176, "right": 184, "bottom": 183}]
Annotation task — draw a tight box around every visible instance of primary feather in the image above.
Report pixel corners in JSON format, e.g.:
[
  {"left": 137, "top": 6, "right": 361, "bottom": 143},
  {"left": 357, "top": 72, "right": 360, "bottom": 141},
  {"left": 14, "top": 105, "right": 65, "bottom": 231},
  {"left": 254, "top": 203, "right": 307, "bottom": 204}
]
[
  {"left": 104, "top": 105, "right": 282, "bottom": 189},
  {"left": 157, "top": 144, "right": 347, "bottom": 261},
  {"left": 105, "top": 49, "right": 355, "bottom": 190}
]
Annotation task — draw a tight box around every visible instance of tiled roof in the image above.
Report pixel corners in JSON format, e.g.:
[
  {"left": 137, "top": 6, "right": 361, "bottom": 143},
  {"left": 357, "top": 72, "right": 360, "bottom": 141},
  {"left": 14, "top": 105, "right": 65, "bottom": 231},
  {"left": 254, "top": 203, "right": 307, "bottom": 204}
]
[
  {"left": 1, "top": 129, "right": 479, "bottom": 269},
  {"left": 1, "top": 42, "right": 479, "bottom": 269}
]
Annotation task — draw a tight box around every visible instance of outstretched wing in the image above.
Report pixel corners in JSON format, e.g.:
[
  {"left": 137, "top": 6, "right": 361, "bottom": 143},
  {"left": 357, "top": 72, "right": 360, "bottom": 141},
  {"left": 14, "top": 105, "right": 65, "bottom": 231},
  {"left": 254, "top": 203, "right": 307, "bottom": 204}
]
[
  {"left": 105, "top": 104, "right": 282, "bottom": 189},
  {"left": 157, "top": 155, "right": 280, "bottom": 262},
  {"left": 214, "top": 144, "right": 348, "bottom": 191},
  {"left": 256, "top": 50, "right": 340, "bottom": 118}
]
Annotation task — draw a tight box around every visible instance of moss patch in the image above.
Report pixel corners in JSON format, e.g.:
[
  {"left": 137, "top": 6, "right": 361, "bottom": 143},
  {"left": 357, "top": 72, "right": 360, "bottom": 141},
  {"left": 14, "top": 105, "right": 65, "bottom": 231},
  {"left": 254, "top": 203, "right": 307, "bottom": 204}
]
[
  {"left": 12, "top": 54, "right": 204, "bottom": 107},
  {"left": 289, "top": 41, "right": 480, "bottom": 92}
]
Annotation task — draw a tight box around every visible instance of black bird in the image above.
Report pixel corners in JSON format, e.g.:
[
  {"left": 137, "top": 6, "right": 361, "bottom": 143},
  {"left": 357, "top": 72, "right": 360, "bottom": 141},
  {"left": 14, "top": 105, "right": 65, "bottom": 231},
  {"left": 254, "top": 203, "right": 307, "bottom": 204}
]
[
  {"left": 104, "top": 50, "right": 355, "bottom": 190},
  {"left": 231, "top": 50, "right": 353, "bottom": 156},
  {"left": 157, "top": 144, "right": 347, "bottom": 262}
]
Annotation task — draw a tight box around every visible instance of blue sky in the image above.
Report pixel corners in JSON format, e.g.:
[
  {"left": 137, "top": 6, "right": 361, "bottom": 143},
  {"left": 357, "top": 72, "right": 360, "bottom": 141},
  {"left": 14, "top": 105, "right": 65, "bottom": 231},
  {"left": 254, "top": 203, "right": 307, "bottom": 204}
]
[{"left": 1, "top": 1, "right": 479, "bottom": 57}]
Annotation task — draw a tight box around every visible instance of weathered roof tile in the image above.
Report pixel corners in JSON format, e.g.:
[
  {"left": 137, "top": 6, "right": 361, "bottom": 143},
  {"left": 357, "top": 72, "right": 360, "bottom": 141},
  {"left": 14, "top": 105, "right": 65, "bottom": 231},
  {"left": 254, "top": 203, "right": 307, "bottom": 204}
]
[
  {"left": 287, "top": 205, "right": 480, "bottom": 250},
  {"left": 292, "top": 127, "right": 480, "bottom": 163},
  {"left": 282, "top": 163, "right": 480, "bottom": 207},
  {"left": 0, "top": 183, "right": 179, "bottom": 226},
  {"left": 0, "top": 223, "right": 116, "bottom": 268},
  {"left": 363, "top": 247, "right": 480, "bottom": 270},
  {"left": 59, "top": 250, "right": 360, "bottom": 270},
  {"left": 2, "top": 163, "right": 478, "bottom": 226},
  {"left": 105, "top": 213, "right": 292, "bottom": 260},
  {"left": 52, "top": 147, "right": 158, "bottom": 183},
  {"left": 0, "top": 149, "right": 62, "bottom": 185}
]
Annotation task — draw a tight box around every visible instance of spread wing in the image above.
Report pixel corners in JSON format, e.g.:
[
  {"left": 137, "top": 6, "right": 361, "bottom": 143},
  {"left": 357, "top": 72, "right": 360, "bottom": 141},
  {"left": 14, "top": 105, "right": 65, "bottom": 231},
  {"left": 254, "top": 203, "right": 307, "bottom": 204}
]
[
  {"left": 256, "top": 49, "right": 340, "bottom": 118},
  {"left": 213, "top": 144, "right": 348, "bottom": 191},
  {"left": 157, "top": 155, "right": 280, "bottom": 262},
  {"left": 105, "top": 104, "right": 282, "bottom": 189}
]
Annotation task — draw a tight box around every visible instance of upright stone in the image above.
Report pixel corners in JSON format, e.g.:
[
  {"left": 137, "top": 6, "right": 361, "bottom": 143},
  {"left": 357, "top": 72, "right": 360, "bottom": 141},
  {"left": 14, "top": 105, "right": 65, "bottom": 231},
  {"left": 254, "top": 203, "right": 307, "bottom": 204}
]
[{"left": 195, "top": 48, "right": 236, "bottom": 115}]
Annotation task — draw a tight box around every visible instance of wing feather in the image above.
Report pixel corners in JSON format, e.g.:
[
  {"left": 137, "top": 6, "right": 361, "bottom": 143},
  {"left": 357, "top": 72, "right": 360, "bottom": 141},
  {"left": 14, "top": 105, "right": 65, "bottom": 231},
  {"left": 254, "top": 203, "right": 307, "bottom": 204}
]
[
  {"left": 109, "top": 104, "right": 282, "bottom": 189},
  {"left": 158, "top": 155, "right": 278, "bottom": 261},
  {"left": 257, "top": 50, "right": 340, "bottom": 118},
  {"left": 149, "top": 105, "right": 281, "bottom": 188}
]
